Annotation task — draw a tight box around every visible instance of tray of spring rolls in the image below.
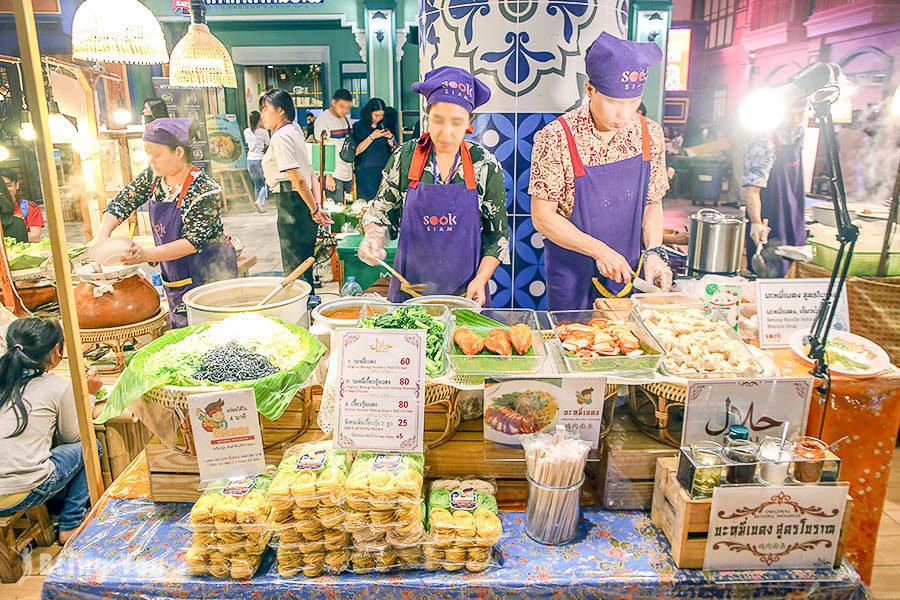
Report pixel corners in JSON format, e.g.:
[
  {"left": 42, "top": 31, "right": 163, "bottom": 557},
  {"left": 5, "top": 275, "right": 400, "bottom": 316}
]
[{"left": 449, "top": 309, "right": 548, "bottom": 376}]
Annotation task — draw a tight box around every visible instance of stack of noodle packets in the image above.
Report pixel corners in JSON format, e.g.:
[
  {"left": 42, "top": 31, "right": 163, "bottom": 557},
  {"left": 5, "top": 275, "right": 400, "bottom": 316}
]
[
  {"left": 185, "top": 475, "right": 273, "bottom": 579},
  {"left": 424, "top": 478, "right": 502, "bottom": 572},
  {"left": 344, "top": 452, "right": 427, "bottom": 572},
  {"left": 268, "top": 442, "right": 353, "bottom": 577}
]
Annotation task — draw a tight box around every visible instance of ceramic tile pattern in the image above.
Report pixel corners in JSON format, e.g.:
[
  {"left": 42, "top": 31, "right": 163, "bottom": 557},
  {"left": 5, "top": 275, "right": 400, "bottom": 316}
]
[{"left": 420, "top": 0, "right": 628, "bottom": 308}]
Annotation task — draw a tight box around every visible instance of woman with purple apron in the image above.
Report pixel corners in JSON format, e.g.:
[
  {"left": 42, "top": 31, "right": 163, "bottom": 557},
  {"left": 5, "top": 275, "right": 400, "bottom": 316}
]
[
  {"left": 530, "top": 33, "right": 673, "bottom": 311},
  {"left": 358, "top": 67, "right": 510, "bottom": 306},
  {"left": 96, "top": 117, "right": 237, "bottom": 327}
]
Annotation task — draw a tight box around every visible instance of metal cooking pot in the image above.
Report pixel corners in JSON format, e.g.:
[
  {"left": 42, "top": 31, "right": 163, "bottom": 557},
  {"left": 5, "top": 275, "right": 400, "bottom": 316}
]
[
  {"left": 183, "top": 277, "right": 311, "bottom": 326},
  {"left": 688, "top": 208, "right": 747, "bottom": 275}
]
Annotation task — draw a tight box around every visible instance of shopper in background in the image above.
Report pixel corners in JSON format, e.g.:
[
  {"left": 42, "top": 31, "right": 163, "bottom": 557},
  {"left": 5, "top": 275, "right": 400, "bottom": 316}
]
[
  {"left": 304, "top": 112, "right": 316, "bottom": 141},
  {"left": 314, "top": 89, "right": 354, "bottom": 204},
  {"left": 142, "top": 97, "right": 169, "bottom": 125},
  {"left": 260, "top": 89, "right": 333, "bottom": 286},
  {"left": 1, "top": 168, "right": 44, "bottom": 242},
  {"left": 352, "top": 98, "right": 396, "bottom": 202},
  {"left": 243, "top": 111, "right": 270, "bottom": 212},
  {"left": 0, "top": 317, "right": 103, "bottom": 545},
  {"left": 383, "top": 105, "right": 401, "bottom": 141},
  {"left": 0, "top": 177, "right": 27, "bottom": 244}
]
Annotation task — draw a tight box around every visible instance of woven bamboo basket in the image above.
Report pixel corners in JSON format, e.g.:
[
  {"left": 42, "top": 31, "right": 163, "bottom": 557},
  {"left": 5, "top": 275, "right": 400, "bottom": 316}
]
[
  {"left": 791, "top": 262, "right": 900, "bottom": 365},
  {"left": 424, "top": 381, "right": 460, "bottom": 450},
  {"left": 630, "top": 382, "right": 687, "bottom": 448},
  {"left": 143, "top": 383, "right": 312, "bottom": 456}
]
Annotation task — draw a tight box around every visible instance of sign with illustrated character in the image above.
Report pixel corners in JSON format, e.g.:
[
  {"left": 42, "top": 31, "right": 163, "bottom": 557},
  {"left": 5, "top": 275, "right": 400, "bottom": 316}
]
[{"left": 187, "top": 389, "right": 266, "bottom": 484}]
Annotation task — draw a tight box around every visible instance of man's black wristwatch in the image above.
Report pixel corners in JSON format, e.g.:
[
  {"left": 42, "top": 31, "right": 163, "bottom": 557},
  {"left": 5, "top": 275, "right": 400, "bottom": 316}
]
[{"left": 645, "top": 246, "right": 669, "bottom": 263}]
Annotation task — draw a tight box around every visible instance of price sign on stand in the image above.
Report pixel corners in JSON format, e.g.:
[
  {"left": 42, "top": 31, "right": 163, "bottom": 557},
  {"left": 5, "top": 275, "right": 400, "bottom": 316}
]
[
  {"left": 187, "top": 389, "right": 266, "bottom": 484},
  {"left": 334, "top": 329, "right": 426, "bottom": 452},
  {"left": 757, "top": 279, "right": 850, "bottom": 348},
  {"left": 704, "top": 484, "right": 848, "bottom": 571}
]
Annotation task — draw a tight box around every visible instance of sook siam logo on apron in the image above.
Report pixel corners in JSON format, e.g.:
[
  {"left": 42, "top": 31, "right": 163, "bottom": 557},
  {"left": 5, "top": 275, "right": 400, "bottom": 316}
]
[{"left": 422, "top": 212, "right": 458, "bottom": 232}]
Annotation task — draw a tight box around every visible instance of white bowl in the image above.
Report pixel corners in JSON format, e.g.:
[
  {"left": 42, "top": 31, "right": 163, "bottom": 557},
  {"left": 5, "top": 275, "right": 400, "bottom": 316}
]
[{"left": 87, "top": 237, "right": 133, "bottom": 266}]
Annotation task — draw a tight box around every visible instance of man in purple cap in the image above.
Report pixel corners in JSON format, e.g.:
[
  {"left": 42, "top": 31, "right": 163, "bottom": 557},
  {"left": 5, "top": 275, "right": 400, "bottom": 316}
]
[
  {"left": 95, "top": 117, "right": 238, "bottom": 328},
  {"left": 357, "top": 66, "right": 510, "bottom": 305},
  {"left": 530, "top": 32, "right": 672, "bottom": 310}
]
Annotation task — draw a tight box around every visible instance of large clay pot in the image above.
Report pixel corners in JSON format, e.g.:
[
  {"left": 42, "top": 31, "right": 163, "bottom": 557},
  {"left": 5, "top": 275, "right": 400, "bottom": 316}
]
[
  {"left": 15, "top": 280, "right": 58, "bottom": 311},
  {"left": 74, "top": 266, "right": 161, "bottom": 329}
]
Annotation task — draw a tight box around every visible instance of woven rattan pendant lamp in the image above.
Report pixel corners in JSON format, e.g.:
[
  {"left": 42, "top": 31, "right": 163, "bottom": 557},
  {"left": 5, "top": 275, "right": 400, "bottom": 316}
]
[
  {"left": 169, "top": 0, "right": 237, "bottom": 88},
  {"left": 71, "top": 0, "right": 169, "bottom": 65}
]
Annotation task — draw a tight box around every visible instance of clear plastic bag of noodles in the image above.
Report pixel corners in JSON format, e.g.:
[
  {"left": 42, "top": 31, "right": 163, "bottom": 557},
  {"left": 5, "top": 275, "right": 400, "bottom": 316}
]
[
  {"left": 276, "top": 541, "right": 354, "bottom": 578},
  {"left": 185, "top": 474, "right": 273, "bottom": 579},
  {"left": 268, "top": 441, "right": 352, "bottom": 513},
  {"left": 349, "top": 503, "right": 427, "bottom": 550},
  {"left": 185, "top": 544, "right": 267, "bottom": 580},
  {"left": 187, "top": 474, "right": 273, "bottom": 547},
  {"left": 344, "top": 452, "right": 425, "bottom": 533},
  {"left": 424, "top": 478, "right": 503, "bottom": 573},
  {"left": 422, "top": 543, "right": 501, "bottom": 574},
  {"left": 349, "top": 545, "right": 423, "bottom": 574}
]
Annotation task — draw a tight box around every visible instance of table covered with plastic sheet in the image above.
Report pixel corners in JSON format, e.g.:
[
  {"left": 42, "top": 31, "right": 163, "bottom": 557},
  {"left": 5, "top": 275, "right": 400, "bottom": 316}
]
[{"left": 42, "top": 496, "right": 868, "bottom": 599}]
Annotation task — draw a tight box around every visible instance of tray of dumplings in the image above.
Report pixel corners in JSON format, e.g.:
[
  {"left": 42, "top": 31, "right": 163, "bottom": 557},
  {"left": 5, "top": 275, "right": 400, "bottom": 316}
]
[
  {"left": 635, "top": 307, "right": 763, "bottom": 378},
  {"left": 185, "top": 474, "right": 274, "bottom": 579},
  {"left": 423, "top": 478, "right": 503, "bottom": 573}
]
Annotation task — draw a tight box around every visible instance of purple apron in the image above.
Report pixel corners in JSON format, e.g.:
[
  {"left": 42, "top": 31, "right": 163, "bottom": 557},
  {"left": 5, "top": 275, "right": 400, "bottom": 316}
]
[
  {"left": 149, "top": 167, "right": 238, "bottom": 328},
  {"left": 387, "top": 137, "right": 489, "bottom": 305},
  {"left": 746, "top": 135, "right": 806, "bottom": 278},
  {"left": 545, "top": 116, "right": 653, "bottom": 310}
]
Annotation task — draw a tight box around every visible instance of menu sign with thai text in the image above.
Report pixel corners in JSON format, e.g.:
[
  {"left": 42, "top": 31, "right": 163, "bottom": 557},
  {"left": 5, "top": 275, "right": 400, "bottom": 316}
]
[
  {"left": 757, "top": 279, "right": 850, "bottom": 348},
  {"left": 683, "top": 378, "right": 812, "bottom": 446},
  {"left": 334, "top": 329, "right": 425, "bottom": 453},
  {"left": 187, "top": 389, "right": 265, "bottom": 484},
  {"left": 704, "top": 484, "right": 848, "bottom": 571}
]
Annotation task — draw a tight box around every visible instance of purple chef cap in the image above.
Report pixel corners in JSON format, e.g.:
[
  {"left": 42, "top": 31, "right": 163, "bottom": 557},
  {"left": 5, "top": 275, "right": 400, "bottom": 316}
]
[
  {"left": 411, "top": 66, "right": 491, "bottom": 112},
  {"left": 143, "top": 117, "right": 194, "bottom": 147},
  {"left": 585, "top": 32, "right": 663, "bottom": 99}
]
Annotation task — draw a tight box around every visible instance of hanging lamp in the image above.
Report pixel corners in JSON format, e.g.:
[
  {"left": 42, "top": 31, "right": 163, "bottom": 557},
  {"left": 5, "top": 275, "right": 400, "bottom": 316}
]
[
  {"left": 71, "top": 0, "right": 169, "bottom": 65},
  {"left": 169, "top": 0, "right": 237, "bottom": 88},
  {"left": 42, "top": 61, "right": 79, "bottom": 144}
]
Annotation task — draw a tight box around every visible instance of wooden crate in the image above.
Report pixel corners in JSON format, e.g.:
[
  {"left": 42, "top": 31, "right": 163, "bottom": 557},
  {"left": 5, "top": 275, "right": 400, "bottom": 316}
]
[
  {"left": 590, "top": 412, "right": 678, "bottom": 511},
  {"left": 651, "top": 457, "right": 853, "bottom": 569}
]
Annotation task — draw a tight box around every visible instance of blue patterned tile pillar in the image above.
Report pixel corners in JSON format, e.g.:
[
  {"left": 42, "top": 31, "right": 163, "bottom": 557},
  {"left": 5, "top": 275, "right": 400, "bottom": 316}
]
[{"left": 419, "top": 0, "right": 630, "bottom": 308}]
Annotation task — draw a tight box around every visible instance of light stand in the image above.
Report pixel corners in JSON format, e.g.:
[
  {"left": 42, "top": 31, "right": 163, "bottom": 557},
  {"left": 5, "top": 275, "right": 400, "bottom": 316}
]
[{"left": 805, "top": 91, "right": 858, "bottom": 407}]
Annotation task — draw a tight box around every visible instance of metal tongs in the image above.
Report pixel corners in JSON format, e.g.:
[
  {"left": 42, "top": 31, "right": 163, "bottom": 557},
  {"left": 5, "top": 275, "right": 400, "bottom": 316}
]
[{"left": 374, "top": 258, "right": 425, "bottom": 298}]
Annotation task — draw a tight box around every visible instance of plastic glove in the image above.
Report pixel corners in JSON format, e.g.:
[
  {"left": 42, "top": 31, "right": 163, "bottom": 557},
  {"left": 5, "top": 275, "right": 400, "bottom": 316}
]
[
  {"left": 643, "top": 253, "right": 673, "bottom": 291},
  {"left": 750, "top": 222, "right": 770, "bottom": 245},
  {"left": 358, "top": 227, "right": 387, "bottom": 266}
]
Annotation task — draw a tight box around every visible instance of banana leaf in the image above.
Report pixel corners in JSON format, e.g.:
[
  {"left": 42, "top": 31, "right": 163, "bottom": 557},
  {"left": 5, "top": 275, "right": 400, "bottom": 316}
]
[{"left": 94, "top": 319, "right": 326, "bottom": 424}]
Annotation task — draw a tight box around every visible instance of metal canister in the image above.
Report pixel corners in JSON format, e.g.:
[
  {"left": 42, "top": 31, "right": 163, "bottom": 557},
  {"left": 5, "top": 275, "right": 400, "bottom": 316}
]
[{"left": 688, "top": 208, "right": 747, "bottom": 275}]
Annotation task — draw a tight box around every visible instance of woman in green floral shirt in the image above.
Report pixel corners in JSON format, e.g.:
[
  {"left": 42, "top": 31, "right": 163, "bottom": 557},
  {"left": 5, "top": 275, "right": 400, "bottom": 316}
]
[{"left": 360, "top": 67, "right": 509, "bottom": 305}]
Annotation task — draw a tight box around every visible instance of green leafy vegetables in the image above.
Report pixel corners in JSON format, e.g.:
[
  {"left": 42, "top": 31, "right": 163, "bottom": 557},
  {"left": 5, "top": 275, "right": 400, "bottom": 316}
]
[{"left": 359, "top": 305, "right": 446, "bottom": 376}]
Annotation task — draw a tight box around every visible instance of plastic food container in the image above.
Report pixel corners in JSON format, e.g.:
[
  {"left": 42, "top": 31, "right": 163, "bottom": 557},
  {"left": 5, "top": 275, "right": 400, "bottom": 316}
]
[
  {"left": 311, "top": 297, "right": 390, "bottom": 331},
  {"left": 630, "top": 292, "right": 705, "bottom": 312},
  {"left": 548, "top": 309, "right": 665, "bottom": 375},
  {"left": 447, "top": 308, "right": 548, "bottom": 376},
  {"left": 357, "top": 303, "right": 451, "bottom": 377},
  {"left": 405, "top": 295, "right": 481, "bottom": 311},
  {"left": 636, "top": 307, "right": 763, "bottom": 379}
]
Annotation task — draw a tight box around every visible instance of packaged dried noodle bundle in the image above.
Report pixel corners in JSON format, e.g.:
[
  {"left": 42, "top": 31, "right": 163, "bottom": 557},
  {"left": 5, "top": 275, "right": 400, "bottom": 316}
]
[
  {"left": 186, "top": 474, "right": 273, "bottom": 579},
  {"left": 425, "top": 478, "right": 503, "bottom": 572},
  {"left": 268, "top": 442, "right": 352, "bottom": 512}
]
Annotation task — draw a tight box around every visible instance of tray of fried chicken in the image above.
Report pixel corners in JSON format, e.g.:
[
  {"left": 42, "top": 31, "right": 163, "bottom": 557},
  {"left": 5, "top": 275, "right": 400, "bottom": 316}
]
[
  {"left": 448, "top": 309, "right": 548, "bottom": 376},
  {"left": 549, "top": 309, "right": 665, "bottom": 375}
]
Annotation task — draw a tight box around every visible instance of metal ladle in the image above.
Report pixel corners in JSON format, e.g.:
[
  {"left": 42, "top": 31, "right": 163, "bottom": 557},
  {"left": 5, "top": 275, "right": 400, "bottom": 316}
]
[{"left": 752, "top": 218, "right": 769, "bottom": 275}]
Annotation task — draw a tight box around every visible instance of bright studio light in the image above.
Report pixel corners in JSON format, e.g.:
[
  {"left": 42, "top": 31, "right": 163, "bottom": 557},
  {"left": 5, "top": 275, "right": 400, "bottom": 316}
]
[
  {"left": 19, "top": 121, "right": 36, "bottom": 141},
  {"left": 0, "top": 145, "right": 9, "bottom": 162},
  {"left": 113, "top": 101, "right": 133, "bottom": 126},
  {"left": 739, "top": 88, "right": 788, "bottom": 133}
]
